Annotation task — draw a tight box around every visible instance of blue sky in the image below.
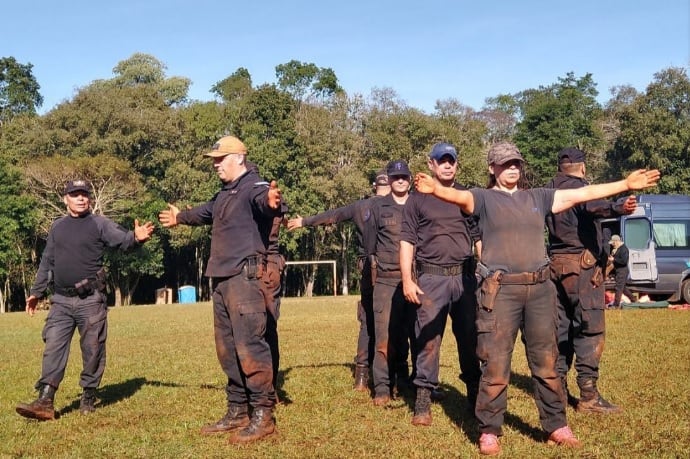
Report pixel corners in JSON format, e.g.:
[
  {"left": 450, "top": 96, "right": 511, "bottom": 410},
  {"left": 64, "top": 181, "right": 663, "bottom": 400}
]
[{"left": 4, "top": 1, "right": 689, "bottom": 114}]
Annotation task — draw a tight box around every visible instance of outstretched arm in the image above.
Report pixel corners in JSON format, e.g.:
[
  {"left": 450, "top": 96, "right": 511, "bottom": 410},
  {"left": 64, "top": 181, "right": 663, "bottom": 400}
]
[
  {"left": 414, "top": 173, "right": 475, "bottom": 213},
  {"left": 552, "top": 169, "right": 660, "bottom": 214}
]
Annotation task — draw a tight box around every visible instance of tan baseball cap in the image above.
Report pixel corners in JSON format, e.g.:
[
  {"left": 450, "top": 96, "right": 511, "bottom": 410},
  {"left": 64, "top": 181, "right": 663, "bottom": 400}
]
[{"left": 204, "top": 136, "right": 247, "bottom": 157}]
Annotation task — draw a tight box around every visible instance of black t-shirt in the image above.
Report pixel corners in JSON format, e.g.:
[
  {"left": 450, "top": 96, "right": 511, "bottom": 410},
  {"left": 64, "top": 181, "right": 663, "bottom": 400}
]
[
  {"left": 401, "top": 185, "right": 474, "bottom": 265},
  {"left": 471, "top": 187, "right": 555, "bottom": 273},
  {"left": 545, "top": 172, "right": 626, "bottom": 256}
]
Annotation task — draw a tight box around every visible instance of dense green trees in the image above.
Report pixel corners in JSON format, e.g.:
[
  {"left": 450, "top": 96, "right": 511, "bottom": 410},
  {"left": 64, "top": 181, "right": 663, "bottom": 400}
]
[
  {"left": 0, "top": 57, "right": 43, "bottom": 125},
  {"left": 0, "top": 53, "right": 687, "bottom": 311}
]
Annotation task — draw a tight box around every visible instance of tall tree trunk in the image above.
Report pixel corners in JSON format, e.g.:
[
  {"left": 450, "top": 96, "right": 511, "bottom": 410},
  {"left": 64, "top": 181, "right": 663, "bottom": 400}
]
[
  {"left": 114, "top": 286, "right": 122, "bottom": 307},
  {"left": 306, "top": 265, "right": 316, "bottom": 297}
]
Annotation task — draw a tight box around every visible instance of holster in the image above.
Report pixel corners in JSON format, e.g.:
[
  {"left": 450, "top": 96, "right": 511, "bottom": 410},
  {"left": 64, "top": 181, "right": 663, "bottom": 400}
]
[
  {"left": 369, "top": 254, "right": 378, "bottom": 284},
  {"left": 243, "top": 255, "right": 265, "bottom": 280},
  {"left": 479, "top": 271, "right": 503, "bottom": 312}
]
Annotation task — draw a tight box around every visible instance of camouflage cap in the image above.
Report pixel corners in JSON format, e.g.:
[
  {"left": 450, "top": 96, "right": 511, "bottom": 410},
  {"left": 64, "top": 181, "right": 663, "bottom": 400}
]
[{"left": 487, "top": 142, "right": 524, "bottom": 165}]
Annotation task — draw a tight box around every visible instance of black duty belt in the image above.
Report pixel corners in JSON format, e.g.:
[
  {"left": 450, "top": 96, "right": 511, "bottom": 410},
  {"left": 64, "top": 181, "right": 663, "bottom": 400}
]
[
  {"left": 54, "top": 287, "right": 79, "bottom": 297},
  {"left": 417, "top": 263, "right": 463, "bottom": 277},
  {"left": 377, "top": 270, "right": 402, "bottom": 278},
  {"left": 498, "top": 267, "right": 550, "bottom": 285}
]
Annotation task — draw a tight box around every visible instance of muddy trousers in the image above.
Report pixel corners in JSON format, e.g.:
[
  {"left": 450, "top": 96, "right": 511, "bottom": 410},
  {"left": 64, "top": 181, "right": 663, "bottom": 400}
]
[
  {"left": 372, "top": 280, "right": 415, "bottom": 396},
  {"left": 355, "top": 260, "right": 375, "bottom": 368},
  {"left": 552, "top": 268, "right": 606, "bottom": 390},
  {"left": 475, "top": 281, "right": 566, "bottom": 436},
  {"left": 213, "top": 275, "right": 275, "bottom": 410}
]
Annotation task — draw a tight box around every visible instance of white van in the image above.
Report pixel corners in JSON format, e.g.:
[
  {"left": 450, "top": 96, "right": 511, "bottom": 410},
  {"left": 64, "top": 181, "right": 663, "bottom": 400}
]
[{"left": 601, "top": 194, "right": 690, "bottom": 303}]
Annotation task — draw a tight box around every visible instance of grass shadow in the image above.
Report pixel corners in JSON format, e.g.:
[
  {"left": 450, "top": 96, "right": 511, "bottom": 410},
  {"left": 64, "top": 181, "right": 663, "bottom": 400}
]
[{"left": 59, "top": 377, "right": 184, "bottom": 417}]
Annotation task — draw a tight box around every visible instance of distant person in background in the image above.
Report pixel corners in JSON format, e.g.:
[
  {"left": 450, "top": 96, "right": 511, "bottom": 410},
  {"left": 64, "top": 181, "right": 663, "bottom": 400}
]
[
  {"left": 609, "top": 235, "right": 635, "bottom": 308},
  {"left": 287, "top": 172, "right": 390, "bottom": 392}
]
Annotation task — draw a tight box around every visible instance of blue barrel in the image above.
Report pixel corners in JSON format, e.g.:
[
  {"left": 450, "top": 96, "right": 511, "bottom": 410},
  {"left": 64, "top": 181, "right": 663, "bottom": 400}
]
[{"left": 178, "top": 285, "right": 196, "bottom": 304}]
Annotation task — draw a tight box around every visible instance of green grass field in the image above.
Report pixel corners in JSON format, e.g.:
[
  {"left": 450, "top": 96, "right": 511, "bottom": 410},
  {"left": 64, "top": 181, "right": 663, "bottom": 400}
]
[{"left": 1, "top": 296, "right": 688, "bottom": 458}]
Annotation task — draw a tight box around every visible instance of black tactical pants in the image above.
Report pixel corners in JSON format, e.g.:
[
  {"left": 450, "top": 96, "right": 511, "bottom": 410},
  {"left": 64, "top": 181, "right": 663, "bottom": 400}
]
[
  {"left": 551, "top": 254, "right": 606, "bottom": 393},
  {"left": 39, "top": 291, "right": 108, "bottom": 391},
  {"left": 372, "top": 279, "right": 415, "bottom": 397},
  {"left": 413, "top": 272, "right": 480, "bottom": 396},
  {"left": 213, "top": 275, "right": 275, "bottom": 410}
]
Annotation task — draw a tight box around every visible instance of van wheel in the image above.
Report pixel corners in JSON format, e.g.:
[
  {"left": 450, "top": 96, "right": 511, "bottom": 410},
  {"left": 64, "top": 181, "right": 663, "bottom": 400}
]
[{"left": 682, "top": 279, "right": 690, "bottom": 304}]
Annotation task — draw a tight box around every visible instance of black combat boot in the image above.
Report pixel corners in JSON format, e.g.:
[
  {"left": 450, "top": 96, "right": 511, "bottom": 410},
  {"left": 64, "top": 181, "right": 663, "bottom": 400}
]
[
  {"left": 394, "top": 363, "right": 411, "bottom": 397},
  {"left": 353, "top": 364, "right": 369, "bottom": 392},
  {"left": 200, "top": 405, "right": 250, "bottom": 434},
  {"left": 16, "top": 385, "right": 56, "bottom": 421},
  {"left": 228, "top": 407, "right": 276, "bottom": 444},
  {"left": 80, "top": 388, "right": 97, "bottom": 415},
  {"left": 411, "top": 387, "right": 432, "bottom": 426},
  {"left": 576, "top": 379, "right": 622, "bottom": 414}
]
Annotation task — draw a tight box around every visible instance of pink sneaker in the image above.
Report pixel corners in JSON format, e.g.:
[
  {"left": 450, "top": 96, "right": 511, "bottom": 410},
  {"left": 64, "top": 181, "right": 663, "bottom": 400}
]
[
  {"left": 479, "top": 433, "right": 501, "bottom": 455},
  {"left": 547, "top": 425, "right": 582, "bottom": 448}
]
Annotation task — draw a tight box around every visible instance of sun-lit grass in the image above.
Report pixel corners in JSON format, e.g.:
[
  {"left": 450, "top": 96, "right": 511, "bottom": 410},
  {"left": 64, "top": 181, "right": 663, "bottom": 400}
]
[{"left": 1, "top": 297, "right": 689, "bottom": 458}]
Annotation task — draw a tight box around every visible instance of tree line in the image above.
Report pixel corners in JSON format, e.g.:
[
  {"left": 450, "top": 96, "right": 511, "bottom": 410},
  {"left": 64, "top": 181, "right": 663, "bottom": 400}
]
[{"left": 0, "top": 53, "right": 688, "bottom": 312}]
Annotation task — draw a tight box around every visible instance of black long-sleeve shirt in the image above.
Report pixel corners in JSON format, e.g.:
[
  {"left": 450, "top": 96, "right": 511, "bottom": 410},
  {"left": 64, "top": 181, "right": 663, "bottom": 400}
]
[
  {"left": 176, "top": 169, "right": 280, "bottom": 277},
  {"left": 303, "top": 196, "right": 384, "bottom": 258},
  {"left": 31, "top": 212, "right": 139, "bottom": 298}
]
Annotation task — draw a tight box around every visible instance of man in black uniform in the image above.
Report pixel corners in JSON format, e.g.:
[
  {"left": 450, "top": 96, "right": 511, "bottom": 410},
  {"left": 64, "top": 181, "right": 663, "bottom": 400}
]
[
  {"left": 400, "top": 142, "right": 481, "bottom": 426},
  {"left": 287, "top": 172, "right": 390, "bottom": 391},
  {"left": 16, "top": 180, "right": 154, "bottom": 421},
  {"left": 367, "top": 160, "right": 416, "bottom": 406},
  {"left": 546, "top": 148, "right": 633, "bottom": 414},
  {"left": 159, "top": 136, "right": 283, "bottom": 443}
]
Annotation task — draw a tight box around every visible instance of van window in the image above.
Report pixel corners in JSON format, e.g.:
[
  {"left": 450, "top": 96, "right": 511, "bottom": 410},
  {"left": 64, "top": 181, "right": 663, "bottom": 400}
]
[
  {"left": 624, "top": 218, "right": 652, "bottom": 250},
  {"left": 652, "top": 220, "right": 690, "bottom": 249}
]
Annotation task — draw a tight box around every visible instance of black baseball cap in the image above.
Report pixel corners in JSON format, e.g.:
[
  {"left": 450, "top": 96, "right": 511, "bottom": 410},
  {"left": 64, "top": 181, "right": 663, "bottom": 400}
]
[
  {"left": 64, "top": 180, "right": 92, "bottom": 195},
  {"left": 557, "top": 147, "right": 586, "bottom": 164}
]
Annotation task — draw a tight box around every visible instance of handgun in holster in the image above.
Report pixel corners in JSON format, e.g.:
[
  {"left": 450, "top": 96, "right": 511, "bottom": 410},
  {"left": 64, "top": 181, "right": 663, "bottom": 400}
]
[{"left": 477, "top": 262, "right": 503, "bottom": 312}]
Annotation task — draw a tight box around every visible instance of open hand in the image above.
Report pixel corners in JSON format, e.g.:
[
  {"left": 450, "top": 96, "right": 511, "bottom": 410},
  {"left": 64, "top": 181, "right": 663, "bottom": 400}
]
[
  {"left": 158, "top": 203, "right": 180, "bottom": 228},
  {"left": 134, "top": 219, "right": 155, "bottom": 242},
  {"left": 414, "top": 173, "right": 436, "bottom": 194},
  {"left": 26, "top": 295, "right": 38, "bottom": 317},
  {"left": 287, "top": 216, "right": 304, "bottom": 231},
  {"left": 626, "top": 169, "right": 661, "bottom": 191}
]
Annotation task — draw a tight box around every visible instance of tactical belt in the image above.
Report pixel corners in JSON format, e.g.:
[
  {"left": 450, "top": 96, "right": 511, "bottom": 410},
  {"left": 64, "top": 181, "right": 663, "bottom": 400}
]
[
  {"left": 417, "top": 262, "right": 463, "bottom": 277},
  {"left": 376, "top": 270, "right": 402, "bottom": 278},
  {"left": 498, "top": 267, "right": 550, "bottom": 285},
  {"left": 54, "top": 287, "right": 80, "bottom": 297}
]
